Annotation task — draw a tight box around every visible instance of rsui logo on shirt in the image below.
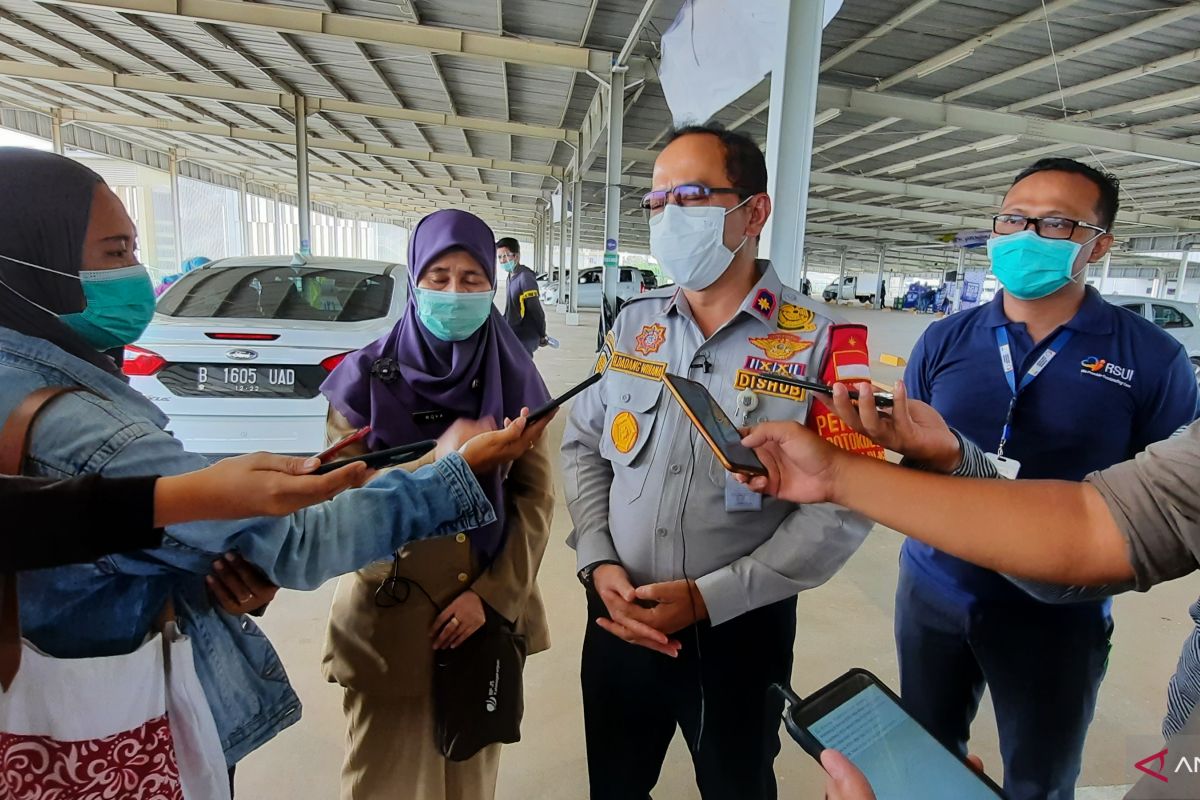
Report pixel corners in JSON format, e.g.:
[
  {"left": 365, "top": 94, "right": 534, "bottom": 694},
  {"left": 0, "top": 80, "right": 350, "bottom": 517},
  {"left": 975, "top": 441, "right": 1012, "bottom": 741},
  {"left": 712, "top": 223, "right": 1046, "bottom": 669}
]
[{"left": 1081, "top": 355, "right": 1136, "bottom": 387}]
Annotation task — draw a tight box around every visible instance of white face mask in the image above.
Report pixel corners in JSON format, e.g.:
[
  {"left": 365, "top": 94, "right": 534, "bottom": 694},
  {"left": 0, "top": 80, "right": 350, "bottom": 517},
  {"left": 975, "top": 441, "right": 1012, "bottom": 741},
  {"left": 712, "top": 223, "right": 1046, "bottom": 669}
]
[{"left": 649, "top": 198, "right": 751, "bottom": 291}]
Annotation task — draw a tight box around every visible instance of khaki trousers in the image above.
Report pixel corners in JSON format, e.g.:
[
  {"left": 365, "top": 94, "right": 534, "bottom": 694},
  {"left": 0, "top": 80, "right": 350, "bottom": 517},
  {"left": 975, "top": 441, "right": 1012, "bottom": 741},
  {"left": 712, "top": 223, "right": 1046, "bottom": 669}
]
[{"left": 339, "top": 687, "right": 501, "bottom": 800}]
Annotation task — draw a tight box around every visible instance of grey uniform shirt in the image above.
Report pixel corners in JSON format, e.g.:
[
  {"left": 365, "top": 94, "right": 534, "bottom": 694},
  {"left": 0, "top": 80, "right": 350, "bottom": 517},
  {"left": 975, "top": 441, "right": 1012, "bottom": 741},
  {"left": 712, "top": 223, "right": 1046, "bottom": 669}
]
[{"left": 561, "top": 261, "right": 872, "bottom": 625}]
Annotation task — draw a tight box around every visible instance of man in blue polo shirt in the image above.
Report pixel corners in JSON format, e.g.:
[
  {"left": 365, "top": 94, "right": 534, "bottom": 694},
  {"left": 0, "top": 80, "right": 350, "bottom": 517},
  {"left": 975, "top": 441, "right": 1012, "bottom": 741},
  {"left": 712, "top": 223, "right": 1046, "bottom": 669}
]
[{"left": 899, "top": 157, "right": 1199, "bottom": 800}]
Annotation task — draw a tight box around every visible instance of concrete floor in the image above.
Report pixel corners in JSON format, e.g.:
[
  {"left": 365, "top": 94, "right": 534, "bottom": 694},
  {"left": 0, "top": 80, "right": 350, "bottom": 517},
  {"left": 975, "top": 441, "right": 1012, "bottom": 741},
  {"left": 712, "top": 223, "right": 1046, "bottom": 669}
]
[{"left": 238, "top": 303, "right": 1199, "bottom": 798}]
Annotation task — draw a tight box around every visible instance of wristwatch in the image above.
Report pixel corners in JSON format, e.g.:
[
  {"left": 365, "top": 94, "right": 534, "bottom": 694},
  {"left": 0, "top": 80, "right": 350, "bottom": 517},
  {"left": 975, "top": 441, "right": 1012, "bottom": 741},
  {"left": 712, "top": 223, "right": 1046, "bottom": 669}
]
[{"left": 577, "top": 561, "right": 618, "bottom": 593}]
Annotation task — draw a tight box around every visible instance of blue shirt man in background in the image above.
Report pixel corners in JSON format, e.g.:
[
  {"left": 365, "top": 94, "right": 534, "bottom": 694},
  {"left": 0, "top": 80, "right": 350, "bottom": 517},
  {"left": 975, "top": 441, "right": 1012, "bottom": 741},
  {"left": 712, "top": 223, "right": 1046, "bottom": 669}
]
[{"left": 900, "top": 157, "right": 1199, "bottom": 800}]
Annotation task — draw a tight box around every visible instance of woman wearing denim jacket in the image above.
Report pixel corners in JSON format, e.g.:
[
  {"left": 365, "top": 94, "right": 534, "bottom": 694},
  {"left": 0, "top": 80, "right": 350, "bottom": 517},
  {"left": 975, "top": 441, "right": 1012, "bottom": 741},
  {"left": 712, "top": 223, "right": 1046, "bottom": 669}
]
[
  {"left": 320, "top": 210, "right": 556, "bottom": 800},
  {"left": 0, "top": 149, "right": 548, "bottom": 783}
]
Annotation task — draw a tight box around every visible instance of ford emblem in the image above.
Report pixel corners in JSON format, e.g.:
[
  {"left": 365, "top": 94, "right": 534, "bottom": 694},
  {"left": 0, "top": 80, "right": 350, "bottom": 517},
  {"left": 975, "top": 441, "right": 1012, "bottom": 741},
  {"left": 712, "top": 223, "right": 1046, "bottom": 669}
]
[{"left": 227, "top": 349, "right": 259, "bottom": 361}]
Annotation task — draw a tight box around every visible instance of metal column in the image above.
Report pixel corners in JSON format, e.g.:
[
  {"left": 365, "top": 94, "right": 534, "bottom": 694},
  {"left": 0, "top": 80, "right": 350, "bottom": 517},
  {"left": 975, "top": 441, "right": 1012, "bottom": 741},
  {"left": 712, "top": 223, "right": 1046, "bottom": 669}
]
[
  {"left": 602, "top": 66, "right": 628, "bottom": 315},
  {"left": 569, "top": 178, "right": 582, "bottom": 320},
  {"left": 1174, "top": 244, "right": 1195, "bottom": 301},
  {"left": 275, "top": 191, "right": 287, "bottom": 255},
  {"left": 761, "top": 0, "right": 824, "bottom": 284},
  {"left": 836, "top": 248, "right": 847, "bottom": 305},
  {"left": 238, "top": 177, "right": 251, "bottom": 256},
  {"left": 294, "top": 96, "right": 313, "bottom": 256},
  {"left": 1097, "top": 252, "right": 1112, "bottom": 294},
  {"left": 536, "top": 211, "right": 545, "bottom": 274},
  {"left": 545, "top": 208, "right": 554, "bottom": 279},
  {"left": 953, "top": 248, "right": 967, "bottom": 313},
  {"left": 549, "top": 206, "right": 558, "bottom": 279},
  {"left": 558, "top": 181, "right": 568, "bottom": 311},
  {"left": 168, "top": 149, "right": 183, "bottom": 269},
  {"left": 873, "top": 248, "right": 886, "bottom": 310},
  {"left": 50, "top": 109, "right": 64, "bottom": 155}
]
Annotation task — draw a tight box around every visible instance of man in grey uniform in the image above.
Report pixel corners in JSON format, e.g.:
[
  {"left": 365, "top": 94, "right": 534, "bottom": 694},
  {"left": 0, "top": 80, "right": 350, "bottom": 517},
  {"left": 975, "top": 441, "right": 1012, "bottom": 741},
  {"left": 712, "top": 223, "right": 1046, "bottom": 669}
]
[{"left": 561, "top": 125, "right": 879, "bottom": 799}]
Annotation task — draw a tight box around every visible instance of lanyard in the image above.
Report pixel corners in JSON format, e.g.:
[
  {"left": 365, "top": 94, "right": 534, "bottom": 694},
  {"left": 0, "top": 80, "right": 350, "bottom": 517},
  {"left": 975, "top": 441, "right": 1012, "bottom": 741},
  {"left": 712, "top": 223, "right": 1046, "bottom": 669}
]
[{"left": 995, "top": 326, "right": 1073, "bottom": 457}]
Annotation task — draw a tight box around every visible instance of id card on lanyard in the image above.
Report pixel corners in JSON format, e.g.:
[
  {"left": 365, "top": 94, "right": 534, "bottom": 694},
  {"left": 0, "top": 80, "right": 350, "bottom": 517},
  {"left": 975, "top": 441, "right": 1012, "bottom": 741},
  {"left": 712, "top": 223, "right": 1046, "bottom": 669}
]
[{"left": 992, "top": 326, "right": 1074, "bottom": 478}]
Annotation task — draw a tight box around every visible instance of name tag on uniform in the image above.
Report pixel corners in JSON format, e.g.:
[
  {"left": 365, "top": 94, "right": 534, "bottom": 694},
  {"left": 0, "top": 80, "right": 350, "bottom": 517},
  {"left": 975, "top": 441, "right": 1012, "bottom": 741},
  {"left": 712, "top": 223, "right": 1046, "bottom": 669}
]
[
  {"left": 985, "top": 453, "right": 1021, "bottom": 480},
  {"left": 412, "top": 409, "right": 451, "bottom": 426},
  {"left": 725, "top": 472, "right": 763, "bottom": 512}
]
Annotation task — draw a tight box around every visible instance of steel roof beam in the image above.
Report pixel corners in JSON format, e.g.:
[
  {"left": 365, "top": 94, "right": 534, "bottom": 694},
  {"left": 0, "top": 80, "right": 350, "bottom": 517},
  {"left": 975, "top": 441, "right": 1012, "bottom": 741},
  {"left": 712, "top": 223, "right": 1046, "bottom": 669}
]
[
  {"left": 37, "top": 0, "right": 617, "bottom": 72},
  {"left": 173, "top": 150, "right": 547, "bottom": 197},
  {"left": 0, "top": 61, "right": 574, "bottom": 142},
  {"left": 817, "top": 86, "right": 1200, "bottom": 167},
  {"left": 53, "top": 108, "right": 565, "bottom": 177},
  {"left": 809, "top": 173, "right": 1200, "bottom": 230}
]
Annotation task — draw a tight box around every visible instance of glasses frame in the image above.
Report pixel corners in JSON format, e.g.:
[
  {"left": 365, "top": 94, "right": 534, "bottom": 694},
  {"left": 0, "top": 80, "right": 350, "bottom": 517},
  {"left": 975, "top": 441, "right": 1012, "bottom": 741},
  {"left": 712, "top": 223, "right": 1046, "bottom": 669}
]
[
  {"left": 992, "top": 214, "right": 1108, "bottom": 240},
  {"left": 640, "top": 183, "right": 750, "bottom": 218}
]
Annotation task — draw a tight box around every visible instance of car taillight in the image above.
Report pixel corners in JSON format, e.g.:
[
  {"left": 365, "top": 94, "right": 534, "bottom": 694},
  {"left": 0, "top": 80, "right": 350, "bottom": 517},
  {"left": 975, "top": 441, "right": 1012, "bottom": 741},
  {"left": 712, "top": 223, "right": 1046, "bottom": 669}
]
[
  {"left": 123, "top": 345, "right": 167, "bottom": 376},
  {"left": 321, "top": 352, "right": 352, "bottom": 373}
]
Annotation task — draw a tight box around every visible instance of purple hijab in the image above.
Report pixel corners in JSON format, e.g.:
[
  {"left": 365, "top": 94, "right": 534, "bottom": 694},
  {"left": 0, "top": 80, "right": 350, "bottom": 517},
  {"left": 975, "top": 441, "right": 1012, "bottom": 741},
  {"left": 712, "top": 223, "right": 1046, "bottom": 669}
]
[{"left": 321, "top": 209, "right": 548, "bottom": 560}]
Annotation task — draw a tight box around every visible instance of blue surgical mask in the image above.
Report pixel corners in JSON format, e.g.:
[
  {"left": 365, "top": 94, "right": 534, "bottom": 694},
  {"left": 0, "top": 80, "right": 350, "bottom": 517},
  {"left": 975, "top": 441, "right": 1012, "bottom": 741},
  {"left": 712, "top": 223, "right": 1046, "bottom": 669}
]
[
  {"left": 415, "top": 287, "right": 496, "bottom": 341},
  {"left": 500, "top": 259, "right": 516, "bottom": 273},
  {"left": 59, "top": 264, "right": 156, "bottom": 350},
  {"left": 986, "top": 230, "right": 1094, "bottom": 301}
]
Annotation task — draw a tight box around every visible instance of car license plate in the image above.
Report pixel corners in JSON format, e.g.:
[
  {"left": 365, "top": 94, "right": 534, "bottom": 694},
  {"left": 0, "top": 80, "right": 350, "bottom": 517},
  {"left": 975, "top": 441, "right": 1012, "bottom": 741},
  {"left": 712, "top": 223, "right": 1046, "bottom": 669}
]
[
  {"left": 196, "top": 366, "right": 295, "bottom": 393},
  {"left": 158, "top": 364, "right": 323, "bottom": 399}
]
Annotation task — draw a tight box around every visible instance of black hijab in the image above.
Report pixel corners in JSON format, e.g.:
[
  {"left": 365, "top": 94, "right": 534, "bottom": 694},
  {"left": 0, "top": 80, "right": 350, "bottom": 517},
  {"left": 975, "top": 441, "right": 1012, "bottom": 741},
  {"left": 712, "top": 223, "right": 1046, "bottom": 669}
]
[{"left": 0, "top": 148, "right": 120, "bottom": 377}]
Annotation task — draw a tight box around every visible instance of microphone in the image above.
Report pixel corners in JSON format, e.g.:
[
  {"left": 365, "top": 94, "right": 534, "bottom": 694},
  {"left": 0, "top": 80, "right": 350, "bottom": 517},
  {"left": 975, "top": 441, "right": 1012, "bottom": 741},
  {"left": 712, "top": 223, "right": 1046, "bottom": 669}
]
[{"left": 689, "top": 355, "right": 713, "bottom": 373}]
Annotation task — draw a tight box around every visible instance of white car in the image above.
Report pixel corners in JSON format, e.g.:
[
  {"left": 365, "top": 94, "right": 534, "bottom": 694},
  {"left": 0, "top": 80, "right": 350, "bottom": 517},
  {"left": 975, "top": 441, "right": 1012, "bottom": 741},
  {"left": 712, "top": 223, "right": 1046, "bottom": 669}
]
[
  {"left": 1107, "top": 294, "right": 1200, "bottom": 383},
  {"left": 127, "top": 255, "right": 405, "bottom": 457},
  {"left": 540, "top": 266, "right": 645, "bottom": 308}
]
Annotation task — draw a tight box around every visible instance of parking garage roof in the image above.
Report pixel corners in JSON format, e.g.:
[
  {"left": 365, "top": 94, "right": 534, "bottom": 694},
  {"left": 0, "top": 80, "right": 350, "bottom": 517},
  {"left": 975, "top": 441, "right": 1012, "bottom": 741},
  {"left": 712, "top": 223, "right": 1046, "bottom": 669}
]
[{"left": 0, "top": 0, "right": 1196, "bottom": 275}]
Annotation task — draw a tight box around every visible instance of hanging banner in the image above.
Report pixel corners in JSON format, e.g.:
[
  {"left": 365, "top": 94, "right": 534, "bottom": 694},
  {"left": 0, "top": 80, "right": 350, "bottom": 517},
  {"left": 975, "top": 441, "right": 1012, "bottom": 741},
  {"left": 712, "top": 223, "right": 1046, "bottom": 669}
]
[
  {"left": 953, "top": 230, "right": 991, "bottom": 249},
  {"left": 550, "top": 185, "right": 573, "bottom": 222},
  {"left": 960, "top": 269, "right": 987, "bottom": 310},
  {"left": 660, "top": 0, "right": 843, "bottom": 126}
]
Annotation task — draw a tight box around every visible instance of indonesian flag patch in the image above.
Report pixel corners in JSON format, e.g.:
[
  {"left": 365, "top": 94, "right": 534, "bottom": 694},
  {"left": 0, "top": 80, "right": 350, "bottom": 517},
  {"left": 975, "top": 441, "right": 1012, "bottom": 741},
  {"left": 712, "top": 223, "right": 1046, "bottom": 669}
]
[{"left": 807, "top": 323, "right": 887, "bottom": 460}]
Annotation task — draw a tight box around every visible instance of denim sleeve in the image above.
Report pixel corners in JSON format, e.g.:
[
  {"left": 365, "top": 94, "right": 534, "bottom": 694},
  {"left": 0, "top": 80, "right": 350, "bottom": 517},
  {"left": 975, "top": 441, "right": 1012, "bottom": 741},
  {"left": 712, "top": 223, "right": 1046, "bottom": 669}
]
[{"left": 94, "top": 423, "right": 495, "bottom": 586}]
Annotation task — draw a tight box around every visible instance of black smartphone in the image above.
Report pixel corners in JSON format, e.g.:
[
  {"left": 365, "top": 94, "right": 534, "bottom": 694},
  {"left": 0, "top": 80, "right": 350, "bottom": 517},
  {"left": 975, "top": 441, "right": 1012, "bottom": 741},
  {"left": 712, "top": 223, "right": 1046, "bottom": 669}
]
[
  {"left": 779, "top": 669, "right": 1006, "bottom": 799},
  {"left": 766, "top": 375, "right": 895, "bottom": 409},
  {"left": 312, "top": 439, "right": 438, "bottom": 475},
  {"left": 527, "top": 372, "right": 603, "bottom": 424},
  {"left": 661, "top": 372, "right": 767, "bottom": 477}
]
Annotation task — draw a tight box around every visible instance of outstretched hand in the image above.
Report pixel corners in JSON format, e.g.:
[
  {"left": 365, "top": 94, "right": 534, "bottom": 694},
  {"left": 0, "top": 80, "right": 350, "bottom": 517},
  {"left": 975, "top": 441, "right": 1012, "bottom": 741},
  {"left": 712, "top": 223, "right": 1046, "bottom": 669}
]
[
  {"left": 829, "top": 379, "right": 960, "bottom": 471},
  {"left": 737, "top": 422, "right": 841, "bottom": 504}
]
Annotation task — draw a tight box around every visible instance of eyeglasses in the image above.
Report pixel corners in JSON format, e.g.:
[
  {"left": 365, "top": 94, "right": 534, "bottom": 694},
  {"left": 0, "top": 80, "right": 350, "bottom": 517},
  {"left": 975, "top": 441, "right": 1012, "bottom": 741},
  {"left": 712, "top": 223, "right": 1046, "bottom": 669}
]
[
  {"left": 992, "top": 214, "right": 1107, "bottom": 240},
  {"left": 640, "top": 183, "right": 749, "bottom": 218}
]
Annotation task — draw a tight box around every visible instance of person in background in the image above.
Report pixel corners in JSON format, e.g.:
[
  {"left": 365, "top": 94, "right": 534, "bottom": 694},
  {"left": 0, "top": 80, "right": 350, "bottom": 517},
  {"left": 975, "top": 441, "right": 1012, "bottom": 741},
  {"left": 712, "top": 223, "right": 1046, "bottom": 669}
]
[
  {"left": 155, "top": 255, "right": 210, "bottom": 297},
  {"left": 0, "top": 148, "right": 545, "bottom": 792},
  {"left": 321, "top": 209, "right": 555, "bottom": 800},
  {"left": 889, "top": 157, "right": 1198, "bottom": 800},
  {"left": 3, "top": 453, "right": 368, "bottom": 572},
  {"left": 562, "top": 124, "right": 880, "bottom": 800},
  {"left": 496, "top": 237, "right": 547, "bottom": 356}
]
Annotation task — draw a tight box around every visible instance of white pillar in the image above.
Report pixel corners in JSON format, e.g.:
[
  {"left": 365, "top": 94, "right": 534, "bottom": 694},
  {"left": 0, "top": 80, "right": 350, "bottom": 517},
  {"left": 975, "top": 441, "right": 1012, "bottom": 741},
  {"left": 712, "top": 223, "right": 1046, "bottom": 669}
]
[
  {"left": 558, "top": 181, "right": 568, "bottom": 312},
  {"left": 294, "top": 96, "right": 312, "bottom": 256},
  {"left": 275, "top": 191, "right": 287, "bottom": 255},
  {"left": 50, "top": 108, "right": 64, "bottom": 155},
  {"left": 602, "top": 67, "right": 627, "bottom": 315},
  {"left": 535, "top": 212, "right": 545, "bottom": 274},
  {"left": 569, "top": 178, "right": 582, "bottom": 323},
  {"left": 1098, "top": 252, "right": 1112, "bottom": 294},
  {"left": 836, "top": 248, "right": 847, "bottom": 304},
  {"left": 238, "top": 177, "right": 251, "bottom": 256},
  {"left": 762, "top": 0, "right": 824, "bottom": 285},
  {"left": 873, "top": 248, "right": 886, "bottom": 310},
  {"left": 1174, "top": 245, "right": 1194, "bottom": 300},
  {"left": 953, "top": 248, "right": 967, "bottom": 313},
  {"left": 168, "top": 149, "right": 183, "bottom": 269}
]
